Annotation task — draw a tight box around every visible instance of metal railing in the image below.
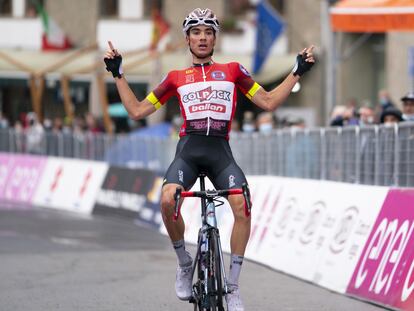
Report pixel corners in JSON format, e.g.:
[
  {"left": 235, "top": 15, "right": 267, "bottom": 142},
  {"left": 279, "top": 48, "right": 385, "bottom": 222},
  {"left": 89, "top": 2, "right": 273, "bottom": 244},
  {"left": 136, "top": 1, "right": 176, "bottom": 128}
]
[{"left": 1, "top": 122, "right": 414, "bottom": 187}]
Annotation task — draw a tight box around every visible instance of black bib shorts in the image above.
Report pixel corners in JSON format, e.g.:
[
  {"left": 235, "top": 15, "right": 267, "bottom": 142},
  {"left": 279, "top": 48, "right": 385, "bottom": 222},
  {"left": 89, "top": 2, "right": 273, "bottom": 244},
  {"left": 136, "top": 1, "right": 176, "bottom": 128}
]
[{"left": 163, "top": 135, "right": 248, "bottom": 190}]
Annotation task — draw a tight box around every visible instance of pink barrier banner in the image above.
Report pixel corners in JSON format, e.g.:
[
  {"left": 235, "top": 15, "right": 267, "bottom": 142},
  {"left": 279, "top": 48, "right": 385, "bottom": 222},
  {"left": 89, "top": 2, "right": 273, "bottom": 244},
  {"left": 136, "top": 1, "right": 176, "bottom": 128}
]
[
  {"left": 347, "top": 189, "right": 414, "bottom": 310},
  {"left": 0, "top": 153, "right": 47, "bottom": 206}
]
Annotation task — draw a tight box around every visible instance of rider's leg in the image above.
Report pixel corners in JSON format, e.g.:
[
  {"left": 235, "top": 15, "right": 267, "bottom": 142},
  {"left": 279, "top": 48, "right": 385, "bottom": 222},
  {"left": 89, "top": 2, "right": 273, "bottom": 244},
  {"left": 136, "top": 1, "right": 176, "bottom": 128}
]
[
  {"left": 227, "top": 194, "right": 251, "bottom": 286},
  {"left": 161, "top": 183, "right": 192, "bottom": 265},
  {"left": 161, "top": 183, "right": 185, "bottom": 241},
  {"left": 161, "top": 183, "right": 193, "bottom": 301}
]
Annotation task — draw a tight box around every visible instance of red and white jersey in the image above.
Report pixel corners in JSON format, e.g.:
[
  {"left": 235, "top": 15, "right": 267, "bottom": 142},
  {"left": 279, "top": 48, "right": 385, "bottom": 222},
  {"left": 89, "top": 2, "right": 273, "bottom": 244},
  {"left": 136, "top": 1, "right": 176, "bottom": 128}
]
[{"left": 146, "top": 62, "right": 261, "bottom": 139}]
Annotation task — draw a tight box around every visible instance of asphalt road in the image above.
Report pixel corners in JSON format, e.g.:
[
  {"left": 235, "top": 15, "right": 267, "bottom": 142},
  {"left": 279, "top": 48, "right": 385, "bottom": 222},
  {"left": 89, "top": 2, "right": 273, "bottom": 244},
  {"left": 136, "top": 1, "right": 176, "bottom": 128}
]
[{"left": 0, "top": 207, "right": 390, "bottom": 311}]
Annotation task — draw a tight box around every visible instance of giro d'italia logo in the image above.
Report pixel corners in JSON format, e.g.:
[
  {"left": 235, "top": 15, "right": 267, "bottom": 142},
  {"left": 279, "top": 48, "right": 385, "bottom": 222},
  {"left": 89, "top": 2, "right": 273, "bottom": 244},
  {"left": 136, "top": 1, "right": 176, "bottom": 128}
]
[{"left": 239, "top": 64, "right": 251, "bottom": 77}]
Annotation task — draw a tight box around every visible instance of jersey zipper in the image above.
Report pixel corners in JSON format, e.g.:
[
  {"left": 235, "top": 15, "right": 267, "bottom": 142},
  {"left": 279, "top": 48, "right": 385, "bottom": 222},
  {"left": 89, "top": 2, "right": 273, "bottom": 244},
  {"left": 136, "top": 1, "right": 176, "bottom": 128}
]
[{"left": 201, "top": 64, "right": 210, "bottom": 136}]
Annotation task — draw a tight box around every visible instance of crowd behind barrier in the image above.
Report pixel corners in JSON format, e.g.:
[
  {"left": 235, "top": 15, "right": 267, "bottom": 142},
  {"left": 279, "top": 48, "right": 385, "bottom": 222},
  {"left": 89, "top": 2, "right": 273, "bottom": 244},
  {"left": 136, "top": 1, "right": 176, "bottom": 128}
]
[{"left": 0, "top": 121, "right": 414, "bottom": 187}]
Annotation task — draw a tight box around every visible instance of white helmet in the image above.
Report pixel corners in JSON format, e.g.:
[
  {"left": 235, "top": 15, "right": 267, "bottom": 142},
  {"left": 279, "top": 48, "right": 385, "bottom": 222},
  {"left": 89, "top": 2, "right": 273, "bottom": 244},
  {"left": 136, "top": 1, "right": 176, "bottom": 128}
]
[{"left": 182, "top": 8, "right": 220, "bottom": 34}]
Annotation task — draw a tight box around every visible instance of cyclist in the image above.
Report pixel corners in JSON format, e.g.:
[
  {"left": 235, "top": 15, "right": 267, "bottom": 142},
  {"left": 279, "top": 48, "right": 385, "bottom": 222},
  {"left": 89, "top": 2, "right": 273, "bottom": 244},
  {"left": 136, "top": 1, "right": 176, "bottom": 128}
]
[{"left": 104, "top": 7, "right": 315, "bottom": 311}]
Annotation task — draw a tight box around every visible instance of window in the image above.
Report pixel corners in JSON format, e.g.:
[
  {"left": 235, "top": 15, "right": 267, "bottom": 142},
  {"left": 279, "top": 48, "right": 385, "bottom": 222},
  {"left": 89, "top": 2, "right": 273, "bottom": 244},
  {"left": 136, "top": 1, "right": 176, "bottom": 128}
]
[
  {"left": 0, "top": 0, "right": 12, "bottom": 16},
  {"left": 100, "top": 0, "right": 118, "bottom": 17}
]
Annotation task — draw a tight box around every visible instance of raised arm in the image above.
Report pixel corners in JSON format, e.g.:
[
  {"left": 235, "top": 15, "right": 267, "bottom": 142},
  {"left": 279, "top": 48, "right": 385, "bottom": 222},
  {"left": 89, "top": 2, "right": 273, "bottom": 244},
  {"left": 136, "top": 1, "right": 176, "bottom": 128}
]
[
  {"left": 104, "top": 41, "right": 156, "bottom": 120},
  {"left": 251, "top": 46, "right": 315, "bottom": 111}
]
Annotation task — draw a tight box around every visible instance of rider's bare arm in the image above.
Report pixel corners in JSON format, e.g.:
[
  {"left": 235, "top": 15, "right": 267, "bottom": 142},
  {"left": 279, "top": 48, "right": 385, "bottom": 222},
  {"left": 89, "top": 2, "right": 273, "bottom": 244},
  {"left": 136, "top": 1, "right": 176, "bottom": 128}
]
[
  {"left": 251, "top": 73, "right": 300, "bottom": 111},
  {"left": 104, "top": 41, "right": 156, "bottom": 120},
  {"left": 114, "top": 78, "right": 156, "bottom": 120},
  {"left": 251, "top": 45, "right": 315, "bottom": 112}
]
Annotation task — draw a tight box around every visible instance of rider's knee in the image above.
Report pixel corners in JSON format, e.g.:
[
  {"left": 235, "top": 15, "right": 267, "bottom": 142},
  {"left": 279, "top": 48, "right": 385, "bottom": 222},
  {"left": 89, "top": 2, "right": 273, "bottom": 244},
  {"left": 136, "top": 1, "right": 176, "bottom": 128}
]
[
  {"left": 230, "top": 195, "right": 251, "bottom": 222},
  {"left": 161, "top": 192, "right": 175, "bottom": 214},
  {"left": 160, "top": 185, "right": 181, "bottom": 216}
]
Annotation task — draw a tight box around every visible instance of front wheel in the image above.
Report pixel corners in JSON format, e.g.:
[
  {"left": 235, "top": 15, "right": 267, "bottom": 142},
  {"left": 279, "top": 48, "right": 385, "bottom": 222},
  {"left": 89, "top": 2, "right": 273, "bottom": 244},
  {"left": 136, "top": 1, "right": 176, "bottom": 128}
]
[
  {"left": 195, "top": 229, "right": 226, "bottom": 311},
  {"left": 211, "top": 230, "right": 225, "bottom": 311}
]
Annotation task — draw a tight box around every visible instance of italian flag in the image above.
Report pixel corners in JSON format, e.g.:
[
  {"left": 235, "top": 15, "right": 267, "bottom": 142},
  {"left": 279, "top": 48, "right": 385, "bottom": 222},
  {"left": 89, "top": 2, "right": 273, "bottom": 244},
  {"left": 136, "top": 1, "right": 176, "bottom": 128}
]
[
  {"left": 150, "top": 8, "right": 170, "bottom": 51},
  {"left": 34, "top": 1, "right": 72, "bottom": 50}
]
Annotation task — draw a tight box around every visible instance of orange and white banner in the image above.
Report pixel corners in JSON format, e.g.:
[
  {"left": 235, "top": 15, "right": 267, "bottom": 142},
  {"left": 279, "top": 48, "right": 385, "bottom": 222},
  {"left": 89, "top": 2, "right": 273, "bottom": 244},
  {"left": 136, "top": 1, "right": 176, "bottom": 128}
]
[{"left": 330, "top": 0, "right": 414, "bottom": 32}]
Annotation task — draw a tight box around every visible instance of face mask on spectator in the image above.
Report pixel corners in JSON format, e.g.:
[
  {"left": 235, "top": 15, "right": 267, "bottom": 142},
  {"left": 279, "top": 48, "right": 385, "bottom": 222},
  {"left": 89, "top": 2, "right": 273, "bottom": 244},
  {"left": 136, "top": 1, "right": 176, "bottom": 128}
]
[
  {"left": 242, "top": 124, "right": 255, "bottom": 133},
  {"left": 259, "top": 123, "right": 273, "bottom": 133},
  {"left": 380, "top": 98, "right": 389, "bottom": 106},
  {"left": 404, "top": 114, "right": 414, "bottom": 121}
]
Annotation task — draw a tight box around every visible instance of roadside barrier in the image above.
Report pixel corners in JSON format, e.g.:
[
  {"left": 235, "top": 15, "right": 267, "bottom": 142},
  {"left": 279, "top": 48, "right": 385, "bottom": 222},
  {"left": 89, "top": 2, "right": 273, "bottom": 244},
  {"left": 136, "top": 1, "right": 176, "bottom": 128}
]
[{"left": 0, "top": 152, "right": 412, "bottom": 310}]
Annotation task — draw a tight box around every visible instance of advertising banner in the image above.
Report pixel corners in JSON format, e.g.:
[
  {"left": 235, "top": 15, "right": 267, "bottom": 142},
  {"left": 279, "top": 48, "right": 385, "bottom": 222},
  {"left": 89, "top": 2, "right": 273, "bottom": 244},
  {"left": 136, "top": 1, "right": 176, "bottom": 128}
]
[
  {"left": 347, "top": 189, "right": 414, "bottom": 310},
  {"left": 93, "top": 166, "right": 164, "bottom": 229},
  {"left": 0, "top": 153, "right": 46, "bottom": 205},
  {"left": 33, "top": 157, "right": 108, "bottom": 214},
  {"left": 178, "top": 176, "right": 389, "bottom": 290},
  {"left": 249, "top": 178, "right": 388, "bottom": 288}
]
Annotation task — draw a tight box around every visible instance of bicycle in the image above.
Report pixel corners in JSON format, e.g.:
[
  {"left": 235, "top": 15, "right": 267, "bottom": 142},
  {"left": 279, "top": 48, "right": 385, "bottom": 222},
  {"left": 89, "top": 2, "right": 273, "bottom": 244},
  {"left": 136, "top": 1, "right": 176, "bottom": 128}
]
[{"left": 173, "top": 172, "right": 251, "bottom": 311}]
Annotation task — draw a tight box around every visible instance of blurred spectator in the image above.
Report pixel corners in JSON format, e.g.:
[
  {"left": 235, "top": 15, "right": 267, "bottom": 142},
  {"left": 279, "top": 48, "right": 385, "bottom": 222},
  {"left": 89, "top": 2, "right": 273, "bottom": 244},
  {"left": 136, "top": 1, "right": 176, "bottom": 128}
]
[
  {"left": 329, "top": 105, "right": 357, "bottom": 126},
  {"left": 288, "top": 117, "right": 306, "bottom": 129},
  {"left": 73, "top": 116, "right": 86, "bottom": 134},
  {"left": 13, "top": 120, "right": 24, "bottom": 153},
  {"left": 85, "top": 113, "right": 102, "bottom": 133},
  {"left": 380, "top": 106, "right": 403, "bottom": 125},
  {"left": 53, "top": 117, "right": 63, "bottom": 133},
  {"left": 375, "top": 89, "right": 395, "bottom": 123},
  {"left": 231, "top": 119, "right": 240, "bottom": 132},
  {"left": 0, "top": 112, "right": 9, "bottom": 129},
  {"left": 25, "top": 112, "right": 44, "bottom": 154},
  {"left": 43, "top": 118, "right": 53, "bottom": 132},
  {"left": 242, "top": 111, "right": 255, "bottom": 133},
  {"left": 256, "top": 112, "right": 274, "bottom": 133},
  {"left": 345, "top": 98, "right": 359, "bottom": 125},
  {"left": 357, "top": 106, "right": 375, "bottom": 126},
  {"left": 330, "top": 105, "right": 346, "bottom": 126},
  {"left": 378, "top": 89, "right": 395, "bottom": 111},
  {"left": 401, "top": 92, "right": 414, "bottom": 122}
]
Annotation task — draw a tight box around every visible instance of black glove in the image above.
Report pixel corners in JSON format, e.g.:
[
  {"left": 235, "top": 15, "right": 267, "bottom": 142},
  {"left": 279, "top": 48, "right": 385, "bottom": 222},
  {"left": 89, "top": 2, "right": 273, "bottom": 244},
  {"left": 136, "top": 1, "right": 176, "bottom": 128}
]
[
  {"left": 104, "top": 55, "right": 123, "bottom": 78},
  {"left": 292, "top": 53, "right": 314, "bottom": 77}
]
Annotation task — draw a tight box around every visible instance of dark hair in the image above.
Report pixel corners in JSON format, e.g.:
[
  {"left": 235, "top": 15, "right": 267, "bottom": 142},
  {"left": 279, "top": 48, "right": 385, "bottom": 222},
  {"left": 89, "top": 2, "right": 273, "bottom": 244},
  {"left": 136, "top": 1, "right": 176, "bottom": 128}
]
[{"left": 380, "top": 107, "right": 403, "bottom": 123}]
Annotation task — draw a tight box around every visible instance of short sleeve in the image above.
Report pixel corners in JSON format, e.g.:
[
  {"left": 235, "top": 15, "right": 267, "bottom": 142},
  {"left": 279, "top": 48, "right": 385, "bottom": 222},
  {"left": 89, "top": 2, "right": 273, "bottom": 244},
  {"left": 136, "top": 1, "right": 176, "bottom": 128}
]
[
  {"left": 230, "top": 62, "right": 262, "bottom": 100},
  {"left": 146, "top": 71, "right": 177, "bottom": 109}
]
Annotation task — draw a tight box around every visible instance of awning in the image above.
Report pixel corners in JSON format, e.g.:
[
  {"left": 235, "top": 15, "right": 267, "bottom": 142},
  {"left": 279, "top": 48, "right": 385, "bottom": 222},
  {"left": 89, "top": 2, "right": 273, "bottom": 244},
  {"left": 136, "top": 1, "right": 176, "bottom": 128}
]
[
  {"left": 0, "top": 48, "right": 295, "bottom": 85},
  {"left": 330, "top": 0, "right": 414, "bottom": 32}
]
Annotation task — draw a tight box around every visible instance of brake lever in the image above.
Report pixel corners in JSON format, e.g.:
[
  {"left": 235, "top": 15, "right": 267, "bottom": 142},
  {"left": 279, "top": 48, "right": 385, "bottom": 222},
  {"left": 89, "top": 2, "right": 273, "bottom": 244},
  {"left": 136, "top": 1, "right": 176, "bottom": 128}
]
[
  {"left": 173, "top": 187, "right": 182, "bottom": 222},
  {"left": 242, "top": 183, "right": 252, "bottom": 217}
]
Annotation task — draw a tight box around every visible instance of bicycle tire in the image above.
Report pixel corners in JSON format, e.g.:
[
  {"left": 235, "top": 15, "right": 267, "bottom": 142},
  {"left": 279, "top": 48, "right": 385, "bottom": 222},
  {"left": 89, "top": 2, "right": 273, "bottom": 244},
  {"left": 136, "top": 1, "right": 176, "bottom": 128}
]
[
  {"left": 195, "top": 228, "right": 226, "bottom": 311},
  {"left": 195, "top": 231, "right": 210, "bottom": 311},
  {"left": 211, "top": 229, "right": 226, "bottom": 311}
]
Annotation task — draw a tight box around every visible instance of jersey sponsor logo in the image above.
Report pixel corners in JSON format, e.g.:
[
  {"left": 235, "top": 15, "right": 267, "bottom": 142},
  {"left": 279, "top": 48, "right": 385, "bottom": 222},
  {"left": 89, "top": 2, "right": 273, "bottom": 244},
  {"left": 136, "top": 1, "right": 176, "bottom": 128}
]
[
  {"left": 229, "top": 175, "right": 236, "bottom": 188},
  {"left": 211, "top": 71, "right": 226, "bottom": 80},
  {"left": 185, "top": 74, "right": 195, "bottom": 83},
  {"left": 189, "top": 119, "right": 227, "bottom": 130},
  {"left": 185, "top": 69, "right": 195, "bottom": 74},
  {"left": 182, "top": 86, "right": 231, "bottom": 103},
  {"left": 239, "top": 64, "right": 251, "bottom": 76},
  {"left": 189, "top": 103, "right": 226, "bottom": 113}
]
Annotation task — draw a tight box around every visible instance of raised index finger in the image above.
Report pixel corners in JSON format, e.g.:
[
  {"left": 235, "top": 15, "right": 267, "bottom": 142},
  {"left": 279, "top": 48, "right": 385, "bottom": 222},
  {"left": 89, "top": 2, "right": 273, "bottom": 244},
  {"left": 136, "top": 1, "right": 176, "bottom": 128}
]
[
  {"left": 306, "top": 45, "right": 315, "bottom": 54},
  {"left": 108, "top": 41, "right": 115, "bottom": 51}
]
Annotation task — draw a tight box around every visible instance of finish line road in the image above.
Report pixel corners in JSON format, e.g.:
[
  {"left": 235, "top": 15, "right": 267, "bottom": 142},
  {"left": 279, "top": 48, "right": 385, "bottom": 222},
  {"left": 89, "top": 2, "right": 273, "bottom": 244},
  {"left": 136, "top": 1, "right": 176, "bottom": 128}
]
[{"left": 0, "top": 208, "right": 388, "bottom": 311}]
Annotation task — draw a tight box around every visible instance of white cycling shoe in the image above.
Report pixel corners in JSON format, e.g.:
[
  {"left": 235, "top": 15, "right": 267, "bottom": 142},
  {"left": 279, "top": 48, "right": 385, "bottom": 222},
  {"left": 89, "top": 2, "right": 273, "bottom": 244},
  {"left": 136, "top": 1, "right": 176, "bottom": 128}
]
[
  {"left": 226, "top": 285, "right": 244, "bottom": 311},
  {"left": 175, "top": 261, "right": 193, "bottom": 300}
]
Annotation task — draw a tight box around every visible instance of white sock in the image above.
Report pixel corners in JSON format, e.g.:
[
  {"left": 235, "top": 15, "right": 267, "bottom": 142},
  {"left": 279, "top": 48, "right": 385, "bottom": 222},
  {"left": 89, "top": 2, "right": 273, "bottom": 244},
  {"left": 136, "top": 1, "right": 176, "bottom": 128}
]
[
  {"left": 172, "top": 239, "right": 192, "bottom": 267},
  {"left": 228, "top": 254, "right": 244, "bottom": 286}
]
